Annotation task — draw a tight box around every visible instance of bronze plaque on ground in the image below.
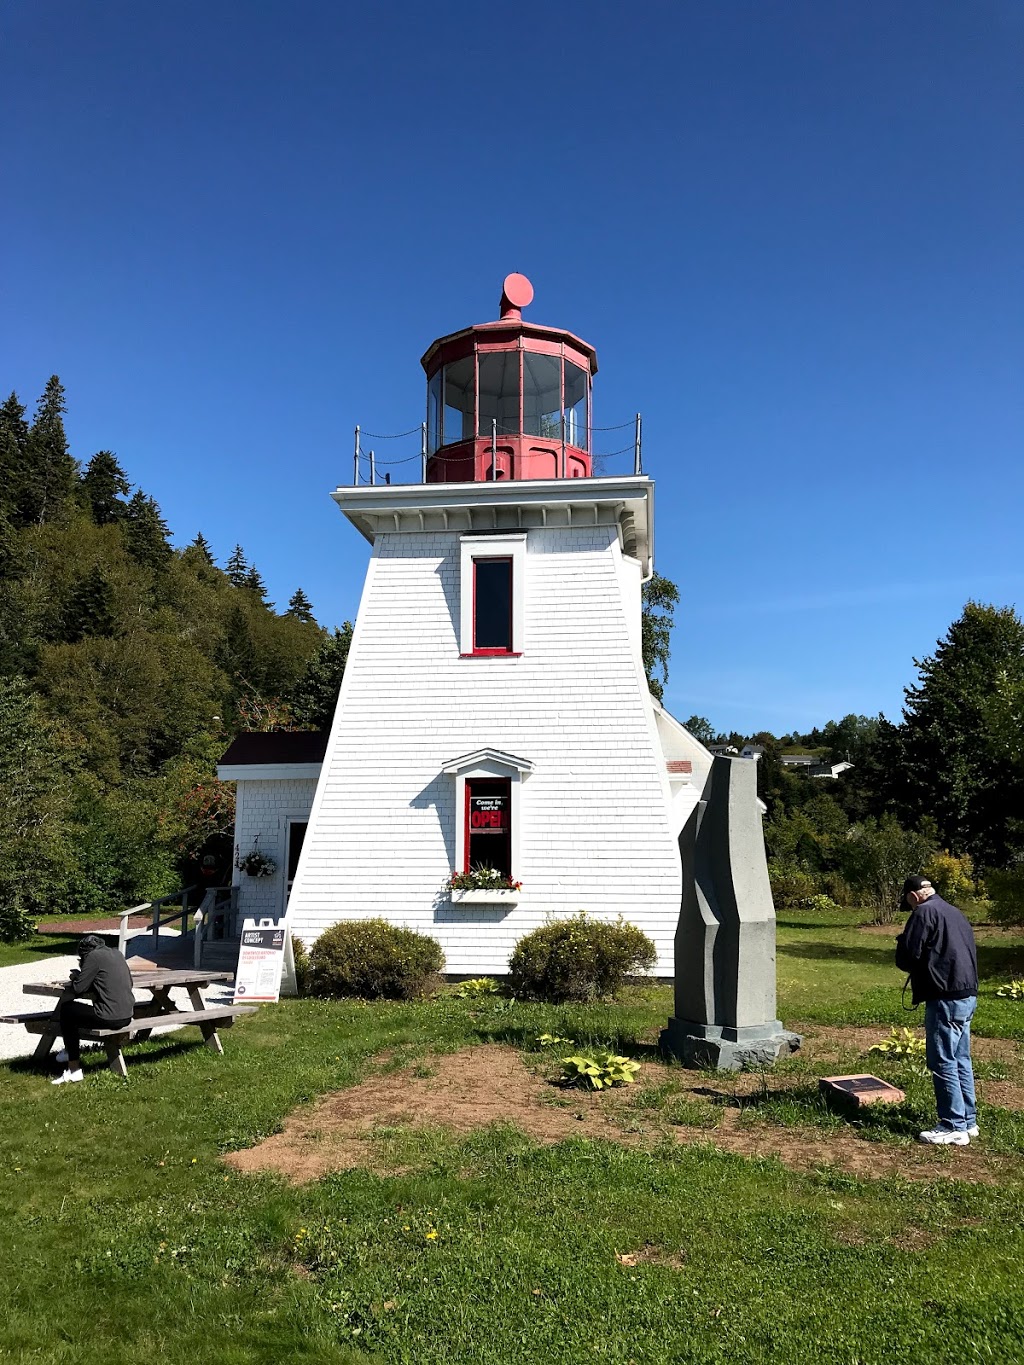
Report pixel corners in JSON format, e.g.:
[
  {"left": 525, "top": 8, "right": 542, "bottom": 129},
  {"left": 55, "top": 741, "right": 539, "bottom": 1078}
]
[{"left": 819, "top": 1074, "right": 906, "bottom": 1107}]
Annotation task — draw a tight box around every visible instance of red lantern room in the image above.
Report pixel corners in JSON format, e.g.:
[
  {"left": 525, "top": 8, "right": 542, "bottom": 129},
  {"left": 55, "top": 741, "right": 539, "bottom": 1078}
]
[{"left": 421, "top": 273, "right": 597, "bottom": 483}]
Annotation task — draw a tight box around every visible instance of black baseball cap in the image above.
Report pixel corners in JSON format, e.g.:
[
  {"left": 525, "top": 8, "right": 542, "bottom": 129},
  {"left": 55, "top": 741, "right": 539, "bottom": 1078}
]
[{"left": 901, "top": 875, "right": 933, "bottom": 899}]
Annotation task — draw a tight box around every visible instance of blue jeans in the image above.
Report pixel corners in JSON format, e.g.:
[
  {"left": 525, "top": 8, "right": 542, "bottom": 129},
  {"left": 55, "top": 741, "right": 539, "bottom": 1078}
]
[{"left": 924, "top": 996, "right": 977, "bottom": 1131}]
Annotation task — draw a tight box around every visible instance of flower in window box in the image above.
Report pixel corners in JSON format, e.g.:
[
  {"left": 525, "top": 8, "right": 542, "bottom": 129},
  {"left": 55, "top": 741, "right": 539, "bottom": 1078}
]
[{"left": 445, "top": 867, "right": 522, "bottom": 893}]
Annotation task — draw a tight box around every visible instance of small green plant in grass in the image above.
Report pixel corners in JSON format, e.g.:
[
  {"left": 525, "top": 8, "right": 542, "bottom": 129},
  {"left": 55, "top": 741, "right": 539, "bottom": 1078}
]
[
  {"left": 995, "top": 978, "right": 1024, "bottom": 1000},
  {"left": 536, "top": 1033, "right": 574, "bottom": 1048},
  {"left": 453, "top": 977, "right": 501, "bottom": 998},
  {"left": 561, "top": 1051, "right": 640, "bottom": 1090},
  {"left": 867, "top": 1027, "right": 925, "bottom": 1057}
]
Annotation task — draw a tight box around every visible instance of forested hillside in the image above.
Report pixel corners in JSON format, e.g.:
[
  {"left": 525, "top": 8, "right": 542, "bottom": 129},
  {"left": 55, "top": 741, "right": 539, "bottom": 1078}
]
[{"left": 0, "top": 377, "right": 350, "bottom": 938}]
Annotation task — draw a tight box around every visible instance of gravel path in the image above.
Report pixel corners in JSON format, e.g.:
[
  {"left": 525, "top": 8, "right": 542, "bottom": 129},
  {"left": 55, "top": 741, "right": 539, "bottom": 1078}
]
[{"left": 0, "top": 931, "right": 234, "bottom": 1064}]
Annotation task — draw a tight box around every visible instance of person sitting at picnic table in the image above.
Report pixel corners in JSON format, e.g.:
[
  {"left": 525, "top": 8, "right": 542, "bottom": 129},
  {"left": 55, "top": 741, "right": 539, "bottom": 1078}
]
[{"left": 52, "top": 934, "right": 136, "bottom": 1085}]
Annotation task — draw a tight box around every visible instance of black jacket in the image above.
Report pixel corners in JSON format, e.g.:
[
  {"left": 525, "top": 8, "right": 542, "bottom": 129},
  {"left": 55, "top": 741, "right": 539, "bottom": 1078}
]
[
  {"left": 895, "top": 894, "right": 978, "bottom": 1006},
  {"left": 59, "top": 943, "right": 136, "bottom": 1022}
]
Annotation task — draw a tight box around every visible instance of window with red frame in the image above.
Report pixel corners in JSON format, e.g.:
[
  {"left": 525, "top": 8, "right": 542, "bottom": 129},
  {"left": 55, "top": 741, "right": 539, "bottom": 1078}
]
[
  {"left": 465, "top": 778, "right": 512, "bottom": 877},
  {"left": 472, "top": 556, "right": 513, "bottom": 653}
]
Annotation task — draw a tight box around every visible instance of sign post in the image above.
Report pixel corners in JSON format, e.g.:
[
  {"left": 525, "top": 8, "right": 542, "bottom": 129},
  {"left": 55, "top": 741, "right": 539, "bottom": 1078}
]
[{"left": 233, "top": 916, "right": 287, "bottom": 1004}]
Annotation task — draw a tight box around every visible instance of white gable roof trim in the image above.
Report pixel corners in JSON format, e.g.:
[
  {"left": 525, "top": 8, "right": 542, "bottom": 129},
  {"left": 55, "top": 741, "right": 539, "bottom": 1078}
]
[{"left": 441, "top": 747, "right": 535, "bottom": 776}]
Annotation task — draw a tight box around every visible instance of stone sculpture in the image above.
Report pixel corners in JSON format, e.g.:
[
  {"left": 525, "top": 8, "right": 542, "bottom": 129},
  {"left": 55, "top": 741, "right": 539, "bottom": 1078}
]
[{"left": 660, "top": 755, "right": 801, "bottom": 1070}]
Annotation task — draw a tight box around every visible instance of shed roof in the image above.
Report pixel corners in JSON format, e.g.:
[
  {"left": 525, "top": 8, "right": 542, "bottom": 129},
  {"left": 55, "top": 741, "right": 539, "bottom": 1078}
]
[{"left": 218, "top": 731, "right": 329, "bottom": 767}]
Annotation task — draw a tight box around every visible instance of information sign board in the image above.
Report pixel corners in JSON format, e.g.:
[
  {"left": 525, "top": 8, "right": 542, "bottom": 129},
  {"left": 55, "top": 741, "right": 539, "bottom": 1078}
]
[{"left": 233, "top": 917, "right": 287, "bottom": 1004}]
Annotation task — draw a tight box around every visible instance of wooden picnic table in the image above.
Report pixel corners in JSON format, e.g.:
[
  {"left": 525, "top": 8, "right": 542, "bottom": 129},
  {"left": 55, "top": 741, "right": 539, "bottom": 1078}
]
[
  {"left": 6, "top": 967, "right": 251, "bottom": 1077},
  {"left": 23, "top": 967, "right": 234, "bottom": 1015}
]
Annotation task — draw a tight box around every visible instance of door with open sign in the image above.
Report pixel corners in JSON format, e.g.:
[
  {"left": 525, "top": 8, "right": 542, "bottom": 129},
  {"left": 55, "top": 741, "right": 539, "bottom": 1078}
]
[{"left": 465, "top": 778, "right": 511, "bottom": 878}]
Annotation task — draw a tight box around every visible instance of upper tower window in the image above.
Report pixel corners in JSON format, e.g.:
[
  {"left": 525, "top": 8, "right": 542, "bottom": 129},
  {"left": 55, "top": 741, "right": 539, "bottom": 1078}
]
[
  {"left": 478, "top": 352, "right": 520, "bottom": 437},
  {"left": 473, "top": 558, "right": 513, "bottom": 654},
  {"left": 459, "top": 532, "right": 526, "bottom": 657}
]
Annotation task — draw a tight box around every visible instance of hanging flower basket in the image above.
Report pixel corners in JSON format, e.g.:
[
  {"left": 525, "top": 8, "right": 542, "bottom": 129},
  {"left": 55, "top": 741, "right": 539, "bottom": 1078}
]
[{"left": 236, "top": 843, "right": 277, "bottom": 878}]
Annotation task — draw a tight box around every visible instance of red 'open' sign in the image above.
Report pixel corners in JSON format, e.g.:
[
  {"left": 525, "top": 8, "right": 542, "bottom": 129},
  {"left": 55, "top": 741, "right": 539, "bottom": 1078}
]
[{"left": 469, "top": 796, "right": 507, "bottom": 832}]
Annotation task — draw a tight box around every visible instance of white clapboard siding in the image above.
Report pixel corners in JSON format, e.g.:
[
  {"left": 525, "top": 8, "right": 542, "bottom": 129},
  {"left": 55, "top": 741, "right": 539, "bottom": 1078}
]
[{"left": 286, "top": 520, "right": 681, "bottom": 974}]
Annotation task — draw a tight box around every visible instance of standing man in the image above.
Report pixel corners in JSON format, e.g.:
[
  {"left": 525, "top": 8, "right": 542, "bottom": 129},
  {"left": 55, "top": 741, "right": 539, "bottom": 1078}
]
[
  {"left": 895, "top": 874, "right": 979, "bottom": 1145},
  {"left": 51, "top": 934, "right": 135, "bottom": 1085}
]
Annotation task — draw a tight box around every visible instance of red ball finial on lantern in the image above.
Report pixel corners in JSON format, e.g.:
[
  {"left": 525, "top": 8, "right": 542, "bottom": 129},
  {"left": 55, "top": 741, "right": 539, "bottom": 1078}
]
[{"left": 499, "top": 272, "right": 534, "bottom": 320}]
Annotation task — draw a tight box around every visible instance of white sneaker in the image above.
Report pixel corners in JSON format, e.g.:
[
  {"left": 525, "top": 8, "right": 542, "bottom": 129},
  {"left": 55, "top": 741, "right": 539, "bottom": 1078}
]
[
  {"left": 919, "top": 1125, "right": 969, "bottom": 1146},
  {"left": 51, "top": 1068, "right": 84, "bottom": 1086},
  {"left": 967, "top": 1124, "right": 980, "bottom": 1138},
  {"left": 55, "top": 1049, "right": 69, "bottom": 1066}
]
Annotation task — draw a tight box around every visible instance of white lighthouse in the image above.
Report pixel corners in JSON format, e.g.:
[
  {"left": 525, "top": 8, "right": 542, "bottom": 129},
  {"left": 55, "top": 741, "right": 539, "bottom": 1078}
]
[{"left": 277, "top": 276, "right": 711, "bottom": 975}]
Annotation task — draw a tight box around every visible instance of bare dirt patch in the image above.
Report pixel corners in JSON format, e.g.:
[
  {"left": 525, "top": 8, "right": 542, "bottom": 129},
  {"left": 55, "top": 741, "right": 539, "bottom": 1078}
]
[
  {"left": 225, "top": 1044, "right": 1022, "bottom": 1187},
  {"left": 978, "top": 1079, "right": 1024, "bottom": 1109},
  {"left": 225, "top": 1046, "right": 610, "bottom": 1183}
]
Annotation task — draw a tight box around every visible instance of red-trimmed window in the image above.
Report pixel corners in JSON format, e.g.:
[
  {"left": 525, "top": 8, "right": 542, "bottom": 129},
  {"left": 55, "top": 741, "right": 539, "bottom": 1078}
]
[
  {"left": 472, "top": 557, "right": 513, "bottom": 654},
  {"left": 465, "top": 778, "right": 512, "bottom": 876}
]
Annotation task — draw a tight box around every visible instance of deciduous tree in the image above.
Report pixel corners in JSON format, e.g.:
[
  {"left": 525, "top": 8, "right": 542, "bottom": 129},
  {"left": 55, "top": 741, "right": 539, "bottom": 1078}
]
[{"left": 641, "top": 571, "right": 679, "bottom": 702}]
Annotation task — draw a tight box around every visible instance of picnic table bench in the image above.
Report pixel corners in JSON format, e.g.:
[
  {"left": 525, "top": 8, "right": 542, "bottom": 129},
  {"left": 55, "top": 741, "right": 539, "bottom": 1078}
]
[{"left": 2, "top": 968, "right": 256, "bottom": 1078}]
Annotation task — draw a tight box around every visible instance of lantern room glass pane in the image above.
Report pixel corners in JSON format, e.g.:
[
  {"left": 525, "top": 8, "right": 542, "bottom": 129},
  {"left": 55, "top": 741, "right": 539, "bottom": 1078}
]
[
  {"left": 427, "top": 370, "right": 442, "bottom": 454},
  {"left": 478, "top": 351, "right": 520, "bottom": 437},
  {"left": 442, "top": 356, "right": 475, "bottom": 446},
  {"left": 564, "top": 361, "right": 588, "bottom": 451},
  {"left": 523, "top": 352, "right": 562, "bottom": 440}
]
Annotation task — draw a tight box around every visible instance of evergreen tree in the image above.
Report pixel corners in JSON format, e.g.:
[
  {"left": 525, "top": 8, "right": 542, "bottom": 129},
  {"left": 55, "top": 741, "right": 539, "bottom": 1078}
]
[
  {"left": 286, "top": 588, "right": 315, "bottom": 623},
  {"left": 896, "top": 602, "right": 1024, "bottom": 867},
  {"left": 641, "top": 571, "right": 680, "bottom": 702},
  {"left": 23, "top": 376, "right": 77, "bottom": 524},
  {"left": 217, "top": 604, "right": 258, "bottom": 688},
  {"left": 64, "top": 565, "right": 115, "bottom": 643},
  {"left": 244, "top": 563, "right": 268, "bottom": 603},
  {"left": 190, "top": 533, "right": 215, "bottom": 564},
  {"left": 226, "top": 544, "right": 248, "bottom": 587},
  {"left": 288, "top": 624, "right": 353, "bottom": 730},
  {"left": 80, "top": 450, "right": 130, "bottom": 525},
  {"left": 123, "top": 490, "right": 172, "bottom": 569},
  {"left": 0, "top": 392, "right": 29, "bottom": 523}
]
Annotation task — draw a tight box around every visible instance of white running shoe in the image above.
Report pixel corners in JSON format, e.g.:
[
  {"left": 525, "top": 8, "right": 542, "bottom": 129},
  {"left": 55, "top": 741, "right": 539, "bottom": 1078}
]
[
  {"left": 919, "top": 1125, "right": 969, "bottom": 1146},
  {"left": 51, "top": 1068, "right": 84, "bottom": 1086},
  {"left": 966, "top": 1124, "right": 980, "bottom": 1138}
]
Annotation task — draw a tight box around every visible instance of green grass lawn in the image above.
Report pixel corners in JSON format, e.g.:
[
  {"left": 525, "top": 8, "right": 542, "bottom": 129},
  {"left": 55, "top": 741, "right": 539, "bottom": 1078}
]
[{"left": 3, "top": 908, "right": 1024, "bottom": 1364}]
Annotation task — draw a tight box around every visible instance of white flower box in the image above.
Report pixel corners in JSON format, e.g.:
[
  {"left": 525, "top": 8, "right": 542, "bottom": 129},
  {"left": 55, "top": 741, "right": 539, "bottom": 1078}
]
[{"left": 450, "top": 888, "right": 520, "bottom": 906}]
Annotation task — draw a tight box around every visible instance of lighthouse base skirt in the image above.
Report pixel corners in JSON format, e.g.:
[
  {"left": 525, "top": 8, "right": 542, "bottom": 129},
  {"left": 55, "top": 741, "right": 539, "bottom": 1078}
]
[{"left": 659, "top": 1017, "right": 803, "bottom": 1072}]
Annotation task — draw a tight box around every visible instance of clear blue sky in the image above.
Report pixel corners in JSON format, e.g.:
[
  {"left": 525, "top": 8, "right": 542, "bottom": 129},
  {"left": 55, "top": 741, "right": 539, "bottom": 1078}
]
[{"left": 3, "top": 2, "right": 1021, "bottom": 736}]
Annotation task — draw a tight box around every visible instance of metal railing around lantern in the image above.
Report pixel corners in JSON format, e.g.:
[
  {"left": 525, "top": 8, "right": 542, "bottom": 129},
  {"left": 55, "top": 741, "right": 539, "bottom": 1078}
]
[{"left": 350, "top": 415, "right": 643, "bottom": 486}]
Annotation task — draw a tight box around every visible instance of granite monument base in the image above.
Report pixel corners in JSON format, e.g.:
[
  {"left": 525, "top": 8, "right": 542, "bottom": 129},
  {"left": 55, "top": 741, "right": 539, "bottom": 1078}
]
[{"left": 660, "top": 1017, "right": 803, "bottom": 1071}]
